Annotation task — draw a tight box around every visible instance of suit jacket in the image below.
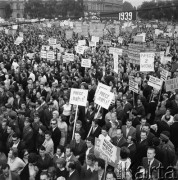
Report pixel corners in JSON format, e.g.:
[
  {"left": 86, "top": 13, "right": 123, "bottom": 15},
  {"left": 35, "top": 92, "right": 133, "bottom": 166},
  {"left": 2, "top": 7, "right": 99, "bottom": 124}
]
[
  {"left": 70, "top": 139, "right": 87, "bottom": 164},
  {"left": 0, "top": 172, "right": 20, "bottom": 180},
  {"left": 127, "top": 143, "right": 137, "bottom": 162},
  {"left": 142, "top": 157, "right": 161, "bottom": 178},
  {"left": 67, "top": 170, "right": 80, "bottom": 180},
  {"left": 89, "top": 126, "right": 101, "bottom": 139},
  {"left": 65, "top": 154, "right": 81, "bottom": 173},
  {"left": 81, "top": 164, "right": 95, "bottom": 180},
  {"left": 170, "top": 122, "right": 178, "bottom": 149},
  {"left": 20, "top": 164, "right": 40, "bottom": 180},
  {"left": 122, "top": 125, "right": 136, "bottom": 139},
  {"left": 134, "top": 139, "right": 148, "bottom": 166},
  {"left": 51, "top": 127, "right": 61, "bottom": 152},
  {"left": 112, "top": 136, "right": 127, "bottom": 148},
  {"left": 42, "top": 107, "right": 52, "bottom": 127},
  {"left": 13, "top": 98, "right": 23, "bottom": 110},
  {"left": 10, "top": 140, "right": 25, "bottom": 159}
]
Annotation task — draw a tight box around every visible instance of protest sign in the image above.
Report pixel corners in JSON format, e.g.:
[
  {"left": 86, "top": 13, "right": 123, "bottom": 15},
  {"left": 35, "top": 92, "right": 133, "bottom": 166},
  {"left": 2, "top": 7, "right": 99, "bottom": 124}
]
[
  {"left": 165, "top": 78, "right": 178, "bottom": 92},
  {"left": 41, "top": 45, "right": 50, "bottom": 51},
  {"left": 161, "top": 56, "right": 172, "bottom": 64},
  {"left": 134, "top": 35, "right": 144, "bottom": 42},
  {"left": 89, "top": 41, "right": 96, "bottom": 47},
  {"left": 91, "top": 36, "right": 100, "bottom": 43},
  {"left": 14, "top": 36, "right": 23, "bottom": 45},
  {"left": 160, "top": 68, "right": 169, "bottom": 81},
  {"left": 95, "top": 88, "right": 114, "bottom": 109},
  {"left": 12, "top": 25, "right": 18, "bottom": 30},
  {"left": 40, "top": 51, "right": 47, "bottom": 59},
  {"left": 76, "top": 46, "right": 85, "bottom": 54},
  {"left": 113, "top": 53, "right": 118, "bottom": 73},
  {"left": 94, "top": 138, "right": 120, "bottom": 167},
  {"left": 100, "top": 138, "right": 117, "bottom": 162},
  {"left": 69, "top": 88, "right": 88, "bottom": 106},
  {"left": 26, "top": 53, "right": 34, "bottom": 59},
  {"left": 109, "top": 47, "right": 123, "bottom": 56},
  {"left": 49, "top": 38, "right": 57, "bottom": 45},
  {"left": 148, "top": 76, "right": 163, "bottom": 90},
  {"left": 63, "top": 53, "right": 74, "bottom": 62},
  {"left": 140, "top": 52, "right": 155, "bottom": 72},
  {"left": 81, "top": 59, "right": 91, "bottom": 68},
  {"left": 78, "top": 40, "right": 86, "bottom": 46},
  {"left": 95, "top": 83, "right": 111, "bottom": 98},
  {"left": 129, "top": 80, "right": 139, "bottom": 93},
  {"left": 103, "top": 40, "right": 111, "bottom": 46},
  {"left": 47, "top": 51, "right": 55, "bottom": 60}
]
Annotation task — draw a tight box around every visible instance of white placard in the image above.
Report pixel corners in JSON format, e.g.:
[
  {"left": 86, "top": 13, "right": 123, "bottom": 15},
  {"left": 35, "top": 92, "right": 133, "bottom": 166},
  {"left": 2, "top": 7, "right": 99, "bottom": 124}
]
[
  {"left": 95, "top": 83, "right": 111, "bottom": 98},
  {"left": 148, "top": 76, "right": 163, "bottom": 90},
  {"left": 160, "top": 68, "right": 169, "bottom": 81},
  {"left": 91, "top": 36, "right": 99, "bottom": 42},
  {"left": 140, "top": 52, "right": 155, "bottom": 72},
  {"left": 95, "top": 88, "right": 114, "bottom": 109},
  {"left": 99, "top": 138, "right": 117, "bottom": 162},
  {"left": 165, "top": 78, "right": 178, "bottom": 92},
  {"left": 76, "top": 46, "right": 85, "bottom": 54},
  {"left": 64, "top": 53, "right": 74, "bottom": 62},
  {"left": 41, "top": 51, "right": 47, "bottom": 59},
  {"left": 41, "top": 45, "right": 50, "bottom": 51},
  {"left": 81, "top": 59, "right": 91, "bottom": 68},
  {"left": 113, "top": 53, "right": 118, "bottom": 73},
  {"left": 109, "top": 47, "right": 123, "bottom": 56},
  {"left": 78, "top": 40, "right": 86, "bottom": 46},
  {"left": 129, "top": 80, "right": 139, "bottom": 93},
  {"left": 12, "top": 25, "right": 18, "bottom": 30},
  {"left": 49, "top": 38, "right": 57, "bottom": 45},
  {"left": 89, "top": 41, "right": 96, "bottom": 47},
  {"left": 47, "top": 51, "right": 55, "bottom": 60},
  {"left": 161, "top": 56, "right": 172, "bottom": 65},
  {"left": 14, "top": 36, "right": 23, "bottom": 45},
  {"left": 57, "top": 53, "right": 61, "bottom": 61},
  {"left": 69, "top": 88, "right": 88, "bottom": 106}
]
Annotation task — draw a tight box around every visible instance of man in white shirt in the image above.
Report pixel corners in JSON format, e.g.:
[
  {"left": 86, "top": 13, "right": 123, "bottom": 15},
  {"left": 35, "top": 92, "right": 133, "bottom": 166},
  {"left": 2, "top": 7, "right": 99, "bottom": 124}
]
[
  {"left": 98, "top": 126, "right": 111, "bottom": 141},
  {"left": 42, "top": 131, "right": 54, "bottom": 158},
  {"left": 85, "top": 137, "right": 94, "bottom": 160}
]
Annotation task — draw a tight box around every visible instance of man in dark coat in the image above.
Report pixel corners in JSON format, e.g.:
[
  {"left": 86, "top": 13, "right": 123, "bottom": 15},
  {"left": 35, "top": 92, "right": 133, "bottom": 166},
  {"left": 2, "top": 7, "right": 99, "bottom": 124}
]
[
  {"left": 66, "top": 161, "right": 80, "bottom": 180},
  {"left": 50, "top": 119, "right": 61, "bottom": 153}
]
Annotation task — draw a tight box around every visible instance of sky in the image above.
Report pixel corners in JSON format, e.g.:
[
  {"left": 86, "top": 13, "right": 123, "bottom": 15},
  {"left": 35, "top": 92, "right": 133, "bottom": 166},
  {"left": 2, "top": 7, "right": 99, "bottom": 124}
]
[{"left": 123, "top": 0, "right": 152, "bottom": 7}]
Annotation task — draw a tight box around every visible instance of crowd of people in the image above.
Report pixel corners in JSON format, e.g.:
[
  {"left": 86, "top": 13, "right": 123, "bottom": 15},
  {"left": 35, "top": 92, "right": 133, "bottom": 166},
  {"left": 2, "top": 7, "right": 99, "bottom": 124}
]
[{"left": 0, "top": 19, "right": 178, "bottom": 180}]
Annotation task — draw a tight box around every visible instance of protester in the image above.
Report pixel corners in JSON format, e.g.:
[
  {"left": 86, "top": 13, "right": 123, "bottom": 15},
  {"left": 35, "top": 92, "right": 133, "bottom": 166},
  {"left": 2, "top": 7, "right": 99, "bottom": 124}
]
[{"left": 0, "top": 17, "right": 178, "bottom": 180}]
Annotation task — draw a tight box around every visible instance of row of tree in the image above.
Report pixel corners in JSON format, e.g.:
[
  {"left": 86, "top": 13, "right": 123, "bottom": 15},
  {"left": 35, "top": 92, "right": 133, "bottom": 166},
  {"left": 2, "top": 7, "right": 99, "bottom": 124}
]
[
  {"left": 23, "top": 0, "right": 84, "bottom": 19},
  {"left": 4, "top": 0, "right": 178, "bottom": 21}
]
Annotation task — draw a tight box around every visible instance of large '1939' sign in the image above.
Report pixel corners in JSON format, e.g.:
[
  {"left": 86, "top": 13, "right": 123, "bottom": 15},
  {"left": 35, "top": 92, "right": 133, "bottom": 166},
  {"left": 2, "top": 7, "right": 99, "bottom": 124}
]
[{"left": 118, "top": 11, "right": 136, "bottom": 21}]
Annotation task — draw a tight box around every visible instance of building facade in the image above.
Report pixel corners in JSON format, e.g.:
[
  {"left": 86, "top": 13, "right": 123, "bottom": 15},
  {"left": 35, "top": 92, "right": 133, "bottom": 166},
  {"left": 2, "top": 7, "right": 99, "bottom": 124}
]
[{"left": 83, "top": 0, "right": 123, "bottom": 13}]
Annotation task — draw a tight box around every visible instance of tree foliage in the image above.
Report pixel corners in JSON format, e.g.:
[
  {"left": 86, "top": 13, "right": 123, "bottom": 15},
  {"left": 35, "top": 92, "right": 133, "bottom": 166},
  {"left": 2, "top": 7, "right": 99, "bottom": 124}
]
[
  {"left": 123, "top": 1, "right": 135, "bottom": 12},
  {"left": 138, "top": 0, "right": 178, "bottom": 20},
  {"left": 24, "top": 0, "right": 84, "bottom": 19},
  {"left": 4, "top": 4, "right": 12, "bottom": 19}
]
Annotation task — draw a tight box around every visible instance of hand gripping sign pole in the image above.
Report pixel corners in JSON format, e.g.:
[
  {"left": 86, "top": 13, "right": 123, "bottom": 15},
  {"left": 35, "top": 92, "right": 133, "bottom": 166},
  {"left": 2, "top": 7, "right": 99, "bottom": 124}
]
[{"left": 72, "top": 105, "right": 78, "bottom": 140}]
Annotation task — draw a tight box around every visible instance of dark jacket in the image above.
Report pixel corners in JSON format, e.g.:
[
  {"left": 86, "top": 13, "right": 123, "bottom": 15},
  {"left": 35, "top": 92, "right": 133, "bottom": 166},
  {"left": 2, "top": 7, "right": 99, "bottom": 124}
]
[
  {"left": 20, "top": 164, "right": 40, "bottom": 180},
  {"left": 67, "top": 170, "right": 80, "bottom": 180},
  {"left": 69, "top": 139, "right": 87, "bottom": 164},
  {"left": 51, "top": 127, "right": 61, "bottom": 153}
]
